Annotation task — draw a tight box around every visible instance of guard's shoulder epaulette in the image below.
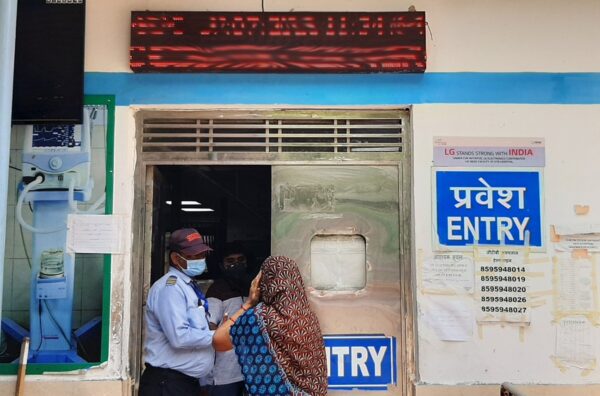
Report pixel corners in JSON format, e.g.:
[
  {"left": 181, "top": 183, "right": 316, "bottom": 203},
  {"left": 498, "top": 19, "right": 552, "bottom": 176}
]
[{"left": 166, "top": 275, "right": 178, "bottom": 286}]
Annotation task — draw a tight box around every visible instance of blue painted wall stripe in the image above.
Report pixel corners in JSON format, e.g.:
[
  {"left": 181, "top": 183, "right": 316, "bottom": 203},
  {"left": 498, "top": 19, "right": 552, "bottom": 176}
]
[{"left": 84, "top": 72, "right": 600, "bottom": 105}]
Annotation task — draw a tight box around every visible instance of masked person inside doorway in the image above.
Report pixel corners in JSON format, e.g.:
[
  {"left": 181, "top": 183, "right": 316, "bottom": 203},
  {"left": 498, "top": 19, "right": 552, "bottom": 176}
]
[
  {"left": 212, "top": 256, "right": 328, "bottom": 396},
  {"left": 205, "top": 242, "right": 254, "bottom": 396},
  {"left": 140, "top": 228, "right": 216, "bottom": 396}
]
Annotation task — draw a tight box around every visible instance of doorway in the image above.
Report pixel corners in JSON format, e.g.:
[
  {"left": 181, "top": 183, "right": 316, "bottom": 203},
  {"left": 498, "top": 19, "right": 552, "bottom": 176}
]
[
  {"left": 148, "top": 165, "right": 271, "bottom": 288},
  {"left": 132, "top": 108, "right": 415, "bottom": 395}
]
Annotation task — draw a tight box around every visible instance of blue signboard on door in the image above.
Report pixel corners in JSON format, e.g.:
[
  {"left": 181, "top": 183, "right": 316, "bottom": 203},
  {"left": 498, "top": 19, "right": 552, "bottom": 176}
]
[
  {"left": 324, "top": 335, "right": 397, "bottom": 391},
  {"left": 434, "top": 169, "right": 543, "bottom": 249}
]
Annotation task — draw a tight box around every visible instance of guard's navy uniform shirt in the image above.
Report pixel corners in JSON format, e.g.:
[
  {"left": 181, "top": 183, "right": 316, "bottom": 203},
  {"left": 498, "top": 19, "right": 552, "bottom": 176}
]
[{"left": 144, "top": 267, "right": 215, "bottom": 378}]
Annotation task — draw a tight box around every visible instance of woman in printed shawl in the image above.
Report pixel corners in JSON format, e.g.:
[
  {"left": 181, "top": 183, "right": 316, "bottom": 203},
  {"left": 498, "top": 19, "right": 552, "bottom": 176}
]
[{"left": 213, "top": 256, "right": 328, "bottom": 396}]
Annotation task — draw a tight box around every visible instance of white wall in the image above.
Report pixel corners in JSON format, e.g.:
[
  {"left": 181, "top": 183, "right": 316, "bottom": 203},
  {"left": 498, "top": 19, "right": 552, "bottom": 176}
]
[
  {"left": 68, "top": 0, "right": 600, "bottom": 388},
  {"left": 99, "top": 107, "right": 137, "bottom": 380},
  {"left": 413, "top": 104, "right": 600, "bottom": 384},
  {"left": 85, "top": 0, "right": 600, "bottom": 73}
]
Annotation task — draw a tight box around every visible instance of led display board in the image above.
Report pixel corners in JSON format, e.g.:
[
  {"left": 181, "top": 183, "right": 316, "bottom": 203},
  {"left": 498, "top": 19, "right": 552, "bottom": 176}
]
[{"left": 130, "top": 11, "right": 426, "bottom": 73}]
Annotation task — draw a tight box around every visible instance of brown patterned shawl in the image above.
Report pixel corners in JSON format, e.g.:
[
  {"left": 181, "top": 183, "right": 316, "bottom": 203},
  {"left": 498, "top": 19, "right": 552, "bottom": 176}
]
[{"left": 258, "top": 256, "right": 328, "bottom": 395}]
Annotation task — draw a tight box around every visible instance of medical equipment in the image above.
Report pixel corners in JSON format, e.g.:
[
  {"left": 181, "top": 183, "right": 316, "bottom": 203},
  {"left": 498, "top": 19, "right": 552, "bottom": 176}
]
[{"left": 9, "top": 107, "right": 102, "bottom": 363}]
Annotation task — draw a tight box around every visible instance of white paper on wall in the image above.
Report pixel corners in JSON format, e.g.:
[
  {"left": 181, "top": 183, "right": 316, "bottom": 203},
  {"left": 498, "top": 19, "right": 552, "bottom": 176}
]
[
  {"left": 554, "top": 235, "right": 600, "bottom": 252},
  {"left": 423, "top": 298, "right": 474, "bottom": 341},
  {"left": 554, "top": 224, "right": 600, "bottom": 236},
  {"left": 555, "top": 316, "right": 595, "bottom": 370},
  {"left": 66, "top": 214, "right": 124, "bottom": 254},
  {"left": 475, "top": 248, "right": 531, "bottom": 323},
  {"left": 556, "top": 256, "right": 595, "bottom": 313},
  {"left": 553, "top": 224, "right": 600, "bottom": 252},
  {"left": 421, "top": 253, "right": 474, "bottom": 294}
]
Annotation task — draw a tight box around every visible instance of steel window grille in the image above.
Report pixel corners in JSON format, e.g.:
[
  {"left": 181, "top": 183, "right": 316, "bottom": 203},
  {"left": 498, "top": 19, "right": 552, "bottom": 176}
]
[{"left": 140, "top": 109, "right": 406, "bottom": 154}]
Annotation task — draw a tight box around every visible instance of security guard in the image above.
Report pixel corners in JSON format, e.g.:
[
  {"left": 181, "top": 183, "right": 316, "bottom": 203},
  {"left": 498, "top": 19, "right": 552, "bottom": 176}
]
[{"left": 139, "top": 228, "right": 215, "bottom": 396}]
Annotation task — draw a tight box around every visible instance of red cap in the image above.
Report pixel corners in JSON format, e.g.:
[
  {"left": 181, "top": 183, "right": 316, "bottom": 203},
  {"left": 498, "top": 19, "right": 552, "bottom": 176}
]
[{"left": 169, "top": 228, "right": 213, "bottom": 256}]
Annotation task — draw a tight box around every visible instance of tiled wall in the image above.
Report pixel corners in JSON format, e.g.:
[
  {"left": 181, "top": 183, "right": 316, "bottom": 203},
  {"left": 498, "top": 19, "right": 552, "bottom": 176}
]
[{"left": 2, "top": 107, "right": 107, "bottom": 329}]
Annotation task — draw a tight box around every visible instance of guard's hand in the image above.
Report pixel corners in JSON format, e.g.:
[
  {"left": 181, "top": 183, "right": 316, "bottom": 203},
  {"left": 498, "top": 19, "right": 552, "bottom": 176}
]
[
  {"left": 246, "top": 271, "right": 262, "bottom": 307},
  {"left": 215, "top": 313, "right": 229, "bottom": 329}
]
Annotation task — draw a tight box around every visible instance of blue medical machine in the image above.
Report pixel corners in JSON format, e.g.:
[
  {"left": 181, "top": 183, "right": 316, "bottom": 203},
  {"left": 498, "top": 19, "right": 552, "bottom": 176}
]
[{"left": 8, "top": 107, "right": 104, "bottom": 363}]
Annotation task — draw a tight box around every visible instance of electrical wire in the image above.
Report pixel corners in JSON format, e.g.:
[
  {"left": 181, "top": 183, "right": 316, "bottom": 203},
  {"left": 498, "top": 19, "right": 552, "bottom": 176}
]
[
  {"left": 19, "top": 223, "right": 32, "bottom": 269},
  {"left": 261, "top": 0, "right": 264, "bottom": 12},
  {"left": 41, "top": 300, "right": 92, "bottom": 361},
  {"left": 34, "top": 300, "right": 43, "bottom": 351},
  {"left": 425, "top": 21, "right": 433, "bottom": 40},
  {"left": 9, "top": 165, "right": 21, "bottom": 171},
  {"left": 42, "top": 300, "right": 72, "bottom": 349}
]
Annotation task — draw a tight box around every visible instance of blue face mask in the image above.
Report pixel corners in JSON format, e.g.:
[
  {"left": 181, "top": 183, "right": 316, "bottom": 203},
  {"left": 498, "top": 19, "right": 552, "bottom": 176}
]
[{"left": 179, "top": 256, "right": 207, "bottom": 277}]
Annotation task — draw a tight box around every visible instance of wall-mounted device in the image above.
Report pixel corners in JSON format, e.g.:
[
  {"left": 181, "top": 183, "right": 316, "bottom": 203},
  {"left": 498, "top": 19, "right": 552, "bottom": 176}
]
[
  {"left": 22, "top": 121, "right": 92, "bottom": 195},
  {"left": 12, "top": 0, "right": 85, "bottom": 124}
]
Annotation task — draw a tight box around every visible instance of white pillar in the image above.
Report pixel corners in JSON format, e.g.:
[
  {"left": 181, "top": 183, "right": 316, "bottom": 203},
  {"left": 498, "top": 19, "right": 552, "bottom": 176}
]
[{"left": 0, "top": 0, "right": 18, "bottom": 320}]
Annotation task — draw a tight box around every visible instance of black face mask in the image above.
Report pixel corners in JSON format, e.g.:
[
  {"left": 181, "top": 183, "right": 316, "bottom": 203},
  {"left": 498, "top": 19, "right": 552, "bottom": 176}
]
[
  {"left": 223, "top": 265, "right": 251, "bottom": 294},
  {"left": 224, "top": 265, "right": 246, "bottom": 281}
]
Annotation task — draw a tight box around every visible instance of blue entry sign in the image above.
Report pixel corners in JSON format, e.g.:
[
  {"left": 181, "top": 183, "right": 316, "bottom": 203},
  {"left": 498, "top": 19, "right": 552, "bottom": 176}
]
[
  {"left": 434, "top": 168, "right": 543, "bottom": 249},
  {"left": 324, "top": 335, "right": 397, "bottom": 390}
]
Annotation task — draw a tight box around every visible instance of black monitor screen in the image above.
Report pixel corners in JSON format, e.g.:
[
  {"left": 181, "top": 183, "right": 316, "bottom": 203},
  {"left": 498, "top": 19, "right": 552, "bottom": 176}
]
[{"left": 12, "top": 0, "right": 85, "bottom": 125}]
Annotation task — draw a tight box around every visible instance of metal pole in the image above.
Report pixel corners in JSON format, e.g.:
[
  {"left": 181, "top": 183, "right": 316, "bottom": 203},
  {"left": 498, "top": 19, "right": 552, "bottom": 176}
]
[{"left": 0, "top": 0, "right": 18, "bottom": 323}]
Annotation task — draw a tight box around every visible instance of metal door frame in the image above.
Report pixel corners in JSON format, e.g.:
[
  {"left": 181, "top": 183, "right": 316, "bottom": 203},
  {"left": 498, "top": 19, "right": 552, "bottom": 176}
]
[{"left": 129, "top": 106, "right": 417, "bottom": 395}]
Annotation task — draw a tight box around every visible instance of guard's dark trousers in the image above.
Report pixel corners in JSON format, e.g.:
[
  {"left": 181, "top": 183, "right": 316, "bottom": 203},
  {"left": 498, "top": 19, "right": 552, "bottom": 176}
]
[{"left": 139, "top": 364, "right": 200, "bottom": 396}]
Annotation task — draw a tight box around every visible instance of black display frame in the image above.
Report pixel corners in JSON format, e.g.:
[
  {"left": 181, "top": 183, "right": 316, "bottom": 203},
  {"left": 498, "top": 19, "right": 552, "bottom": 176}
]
[{"left": 12, "top": 0, "right": 86, "bottom": 125}]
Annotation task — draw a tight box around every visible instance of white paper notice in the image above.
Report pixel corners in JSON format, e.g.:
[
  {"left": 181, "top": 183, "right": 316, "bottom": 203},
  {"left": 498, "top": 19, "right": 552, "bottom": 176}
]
[
  {"left": 425, "top": 298, "right": 473, "bottom": 341},
  {"left": 554, "top": 234, "right": 600, "bottom": 253},
  {"left": 421, "top": 253, "right": 474, "bottom": 293},
  {"left": 556, "top": 256, "right": 596, "bottom": 313},
  {"left": 554, "top": 224, "right": 600, "bottom": 236},
  {"left": 555, "top": 316, "right": 595, "bottom": 370},
  {"left": 67, "top": 214, "right": 124, "bottom": 254},
  {"left": 553, "top": 224, "right": 600, "bottom": 252},
  {"left": 476, "top": 248, "right": 530, "bottom": 324}
]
